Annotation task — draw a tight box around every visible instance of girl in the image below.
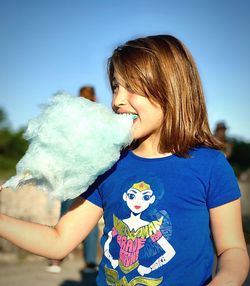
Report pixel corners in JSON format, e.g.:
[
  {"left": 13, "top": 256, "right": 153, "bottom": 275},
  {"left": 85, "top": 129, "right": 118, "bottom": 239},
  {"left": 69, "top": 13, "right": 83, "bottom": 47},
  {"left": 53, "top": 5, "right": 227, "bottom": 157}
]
[{"left": 0, "top": 35, "right": 249, "bottom": 285}]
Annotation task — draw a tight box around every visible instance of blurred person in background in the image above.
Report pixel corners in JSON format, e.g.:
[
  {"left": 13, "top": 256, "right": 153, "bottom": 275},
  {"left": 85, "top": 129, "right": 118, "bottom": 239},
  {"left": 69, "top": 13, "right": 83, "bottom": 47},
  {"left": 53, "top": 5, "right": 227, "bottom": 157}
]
[{"left": 214, "top": 121, "right": 233, "bottom": 159}]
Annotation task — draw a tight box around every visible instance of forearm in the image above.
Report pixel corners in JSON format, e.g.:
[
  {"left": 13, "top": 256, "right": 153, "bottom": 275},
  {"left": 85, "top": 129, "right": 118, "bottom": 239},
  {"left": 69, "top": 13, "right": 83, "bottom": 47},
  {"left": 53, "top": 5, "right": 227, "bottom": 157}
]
[
  {"left": 209, "top": 248, "right": 250, "bottom": 286},
  {"left": 104, "top": 231, "right": 114, "bottom": 262},
  {"left": 0, "top": 213, "right": 65, "bottom": 259}
]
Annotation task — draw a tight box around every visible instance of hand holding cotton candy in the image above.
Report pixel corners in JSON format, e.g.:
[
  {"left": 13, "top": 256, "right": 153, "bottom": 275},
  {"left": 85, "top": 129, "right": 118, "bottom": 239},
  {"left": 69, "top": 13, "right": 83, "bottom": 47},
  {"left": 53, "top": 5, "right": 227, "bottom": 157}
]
[{"left": 3, "top": 92, "right": 134, "bottom": 200}]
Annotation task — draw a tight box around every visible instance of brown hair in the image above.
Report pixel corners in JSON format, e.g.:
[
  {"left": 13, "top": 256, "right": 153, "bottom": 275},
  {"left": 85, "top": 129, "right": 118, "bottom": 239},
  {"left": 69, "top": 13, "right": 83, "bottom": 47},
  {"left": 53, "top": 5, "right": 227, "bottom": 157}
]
[{"left": 108, "top": 35, "right": 222, "bottom": 157}]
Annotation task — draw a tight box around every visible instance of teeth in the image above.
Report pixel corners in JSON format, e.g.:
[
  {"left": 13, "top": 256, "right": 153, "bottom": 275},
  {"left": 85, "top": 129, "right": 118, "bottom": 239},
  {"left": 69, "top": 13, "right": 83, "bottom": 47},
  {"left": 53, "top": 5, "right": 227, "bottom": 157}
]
[
  {"left": 124, "top": 113, "right": 138, "bottom": 119},
  {"left": 117, "top": 112, "right": 138, "bottom": 120}
]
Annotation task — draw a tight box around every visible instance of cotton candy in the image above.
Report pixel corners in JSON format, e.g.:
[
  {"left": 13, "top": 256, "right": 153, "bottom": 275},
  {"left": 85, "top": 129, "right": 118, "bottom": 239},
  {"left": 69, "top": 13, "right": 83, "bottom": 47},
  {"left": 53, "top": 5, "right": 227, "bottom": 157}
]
[{"left": 3, "top": 92, "right": 134, "bottom": 201}]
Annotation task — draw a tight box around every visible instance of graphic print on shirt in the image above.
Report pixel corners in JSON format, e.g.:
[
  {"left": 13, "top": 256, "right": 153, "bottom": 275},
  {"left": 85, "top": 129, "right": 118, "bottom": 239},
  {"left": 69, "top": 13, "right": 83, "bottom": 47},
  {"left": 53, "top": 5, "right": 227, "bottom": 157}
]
[{"left": 104, "top": 181, "right": 176, "bottom": 285}]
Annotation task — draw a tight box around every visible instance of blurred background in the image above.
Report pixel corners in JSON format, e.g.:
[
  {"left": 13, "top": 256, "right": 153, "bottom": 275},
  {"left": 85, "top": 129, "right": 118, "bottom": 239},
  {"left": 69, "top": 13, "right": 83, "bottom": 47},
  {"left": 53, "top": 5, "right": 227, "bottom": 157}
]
[{"left": 0, "top": 0, "right": 249, "bottom": 285}]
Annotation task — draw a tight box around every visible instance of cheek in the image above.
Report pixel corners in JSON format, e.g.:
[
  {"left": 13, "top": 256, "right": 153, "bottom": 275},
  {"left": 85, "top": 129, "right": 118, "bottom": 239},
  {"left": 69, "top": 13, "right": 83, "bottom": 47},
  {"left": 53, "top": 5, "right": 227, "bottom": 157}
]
[
  {"left": 129, "top": 95, "right": 144, "bottom": 111},
  {"left": 127, "top": 199, "right": 134, "bottom": 206},
  {"left": 140, "top": 203, "right": 149, "bottom": 211}
]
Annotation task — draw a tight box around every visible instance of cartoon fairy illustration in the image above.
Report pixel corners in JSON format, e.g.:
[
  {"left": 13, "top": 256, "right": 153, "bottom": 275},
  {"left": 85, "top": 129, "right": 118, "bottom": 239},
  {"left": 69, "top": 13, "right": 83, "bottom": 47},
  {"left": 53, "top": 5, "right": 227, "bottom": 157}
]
[{"left": 104, "top": 181, "right": 175, "bottom": 281}]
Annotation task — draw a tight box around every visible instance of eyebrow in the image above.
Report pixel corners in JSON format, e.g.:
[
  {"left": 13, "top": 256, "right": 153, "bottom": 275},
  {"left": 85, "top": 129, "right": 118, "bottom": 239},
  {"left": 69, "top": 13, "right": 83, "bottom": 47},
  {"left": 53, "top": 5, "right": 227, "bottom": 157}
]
[
  {"left": 127, "top": 189, "right": 137, "bottom": 194},
  {"left": 112, "top": 76, "right": 117, "bottom": 82},
  {"left": 142, "top": 191, "right": 152, "bottom": 195},
  {"left": 113, "top": 73, "right": 126, "bottom": 88},
  {"left": 111, "top": 77, "right": 118, "bottom": 85}
]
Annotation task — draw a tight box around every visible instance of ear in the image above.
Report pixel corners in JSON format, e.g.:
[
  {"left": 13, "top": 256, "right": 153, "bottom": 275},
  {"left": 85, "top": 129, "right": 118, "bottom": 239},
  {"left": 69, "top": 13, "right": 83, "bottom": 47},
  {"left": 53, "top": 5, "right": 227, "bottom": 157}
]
[
  {"left": 150, "top": 195, "right": 156, "bottom": 204},
  {"left": 123, "top": 193, "right": 127, "bottom": 202}
]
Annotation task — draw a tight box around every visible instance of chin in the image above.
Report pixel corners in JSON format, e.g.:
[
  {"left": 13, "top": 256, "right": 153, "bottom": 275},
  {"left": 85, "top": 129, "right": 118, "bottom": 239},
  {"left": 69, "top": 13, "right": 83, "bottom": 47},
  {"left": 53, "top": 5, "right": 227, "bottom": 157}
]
[
  {"left": 131, "top": 132, "right": 143, "bottom": 141},
  {"left": 132, "top": 211, "right": 141, "bottom": 215}
]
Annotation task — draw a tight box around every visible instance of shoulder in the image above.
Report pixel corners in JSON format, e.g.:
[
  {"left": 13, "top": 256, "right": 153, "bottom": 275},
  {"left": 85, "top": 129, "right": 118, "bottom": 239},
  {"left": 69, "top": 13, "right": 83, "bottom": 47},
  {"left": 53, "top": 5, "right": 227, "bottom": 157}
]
[
  {"left": 188, "top": 147, "right": 229, "bottom": 169},
  {"left": 185, "top": 147, "right": 233, "bottom": 182},
  {"left": 90, "top": 149, "right": 131, "bottom": 187},
  {"left": 189, "top": 146, "right": 223, "bottom": 160}
]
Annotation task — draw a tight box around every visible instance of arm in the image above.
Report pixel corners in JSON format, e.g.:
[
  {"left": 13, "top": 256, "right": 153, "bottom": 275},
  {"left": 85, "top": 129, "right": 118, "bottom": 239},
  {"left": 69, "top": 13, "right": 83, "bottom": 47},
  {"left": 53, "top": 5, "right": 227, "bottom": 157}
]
[
  {"left": 208, "top": 199, "right": 249, "bottom": 286},
  {"left": 104, "top": 230, "right": 118, "bottom": 268},
  {"left": 149, "top": 236, "right": 176, "bottom": 271},
  {"left": 0, "top": 196, "right": 103, "bottom": 260},
  {"left": 138, "top": 236, "right": 176, "bottom": 276}
]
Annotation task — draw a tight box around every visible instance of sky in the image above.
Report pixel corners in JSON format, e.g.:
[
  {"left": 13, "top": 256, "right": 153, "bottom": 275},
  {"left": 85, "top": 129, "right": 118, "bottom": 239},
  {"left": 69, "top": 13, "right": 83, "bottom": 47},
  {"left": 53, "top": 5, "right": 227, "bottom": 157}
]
[{"left": 0, "top": 0, "right": 249, "bottom": 141}]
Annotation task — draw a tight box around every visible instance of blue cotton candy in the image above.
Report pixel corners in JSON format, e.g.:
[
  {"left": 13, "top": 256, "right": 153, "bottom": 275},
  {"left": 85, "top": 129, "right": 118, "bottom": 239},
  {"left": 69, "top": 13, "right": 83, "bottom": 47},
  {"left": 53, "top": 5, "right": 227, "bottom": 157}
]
[{"left": 3, "top": 92, "right": 133, "bottom": 201}]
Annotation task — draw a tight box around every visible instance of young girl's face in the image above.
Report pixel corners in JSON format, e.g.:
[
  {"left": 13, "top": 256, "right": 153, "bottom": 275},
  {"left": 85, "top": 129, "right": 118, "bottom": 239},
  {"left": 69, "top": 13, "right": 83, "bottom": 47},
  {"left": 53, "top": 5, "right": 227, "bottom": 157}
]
[{"left": 112, "top": 76, "right": 163, "bottom": 143}]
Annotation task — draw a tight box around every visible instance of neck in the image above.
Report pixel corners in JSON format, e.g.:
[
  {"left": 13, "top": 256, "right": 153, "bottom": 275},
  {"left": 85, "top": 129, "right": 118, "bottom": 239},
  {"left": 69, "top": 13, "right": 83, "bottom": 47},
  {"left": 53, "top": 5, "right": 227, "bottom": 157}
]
[
  {"left": 133, "top": 136, "right": 172, "bottom": 158},
  {"left": 130, "top": 212, "right": 141, "bottom": 219}
]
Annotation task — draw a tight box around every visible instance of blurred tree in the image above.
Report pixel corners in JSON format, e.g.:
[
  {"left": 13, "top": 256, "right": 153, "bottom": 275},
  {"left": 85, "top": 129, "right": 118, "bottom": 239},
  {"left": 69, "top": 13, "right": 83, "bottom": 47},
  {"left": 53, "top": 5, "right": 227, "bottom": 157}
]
[
  {"left": 0, "top": 108, "right": 8, "bottom": 129},
  {"left": 0, "top": 107, "right": 28, "bottom": 179},
  {"left": 0, "top": 108, "right": 12, "bottom": 156}
]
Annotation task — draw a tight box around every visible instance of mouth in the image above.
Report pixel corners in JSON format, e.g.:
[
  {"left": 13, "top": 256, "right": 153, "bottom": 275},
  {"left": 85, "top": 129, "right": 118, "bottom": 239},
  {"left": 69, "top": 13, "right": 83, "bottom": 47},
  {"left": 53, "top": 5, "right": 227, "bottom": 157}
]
[
  {"left": 134, "top": 205, "right": 141, "bottom": 209},
  {"left": 118, "top": 112, "right": 138, "bottom": 121}
]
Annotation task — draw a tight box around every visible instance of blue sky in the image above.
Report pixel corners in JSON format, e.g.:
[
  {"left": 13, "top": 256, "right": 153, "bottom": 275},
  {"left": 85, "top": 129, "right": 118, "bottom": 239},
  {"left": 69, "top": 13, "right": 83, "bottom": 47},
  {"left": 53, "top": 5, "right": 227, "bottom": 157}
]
[{"left": 0, "top": 0, "right": 249, "bottom": 141}]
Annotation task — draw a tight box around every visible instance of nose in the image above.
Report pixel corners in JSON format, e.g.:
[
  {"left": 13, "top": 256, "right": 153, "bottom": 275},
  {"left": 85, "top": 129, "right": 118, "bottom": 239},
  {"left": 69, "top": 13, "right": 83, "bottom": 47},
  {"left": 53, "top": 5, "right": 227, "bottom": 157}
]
[{"left": 112, "top": 85, "right": 129, "bottom": 111}]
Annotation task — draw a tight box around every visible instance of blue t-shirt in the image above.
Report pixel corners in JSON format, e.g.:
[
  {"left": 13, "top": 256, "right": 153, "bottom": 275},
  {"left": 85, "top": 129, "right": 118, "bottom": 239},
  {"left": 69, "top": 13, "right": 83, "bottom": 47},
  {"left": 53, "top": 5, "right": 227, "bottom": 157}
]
[{"left": 82, "top": 147, "right": 240, "bottom": 286}]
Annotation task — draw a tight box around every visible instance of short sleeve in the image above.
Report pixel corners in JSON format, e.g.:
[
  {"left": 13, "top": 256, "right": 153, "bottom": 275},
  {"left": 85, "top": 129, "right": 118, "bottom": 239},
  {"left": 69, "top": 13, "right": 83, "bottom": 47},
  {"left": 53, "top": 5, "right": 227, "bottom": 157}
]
[
  {"left": 207, "top": 152, "right": 241, "bottom": 209},
  {"left": 81, "top": 179, "right": 103, "bottom": 208}
]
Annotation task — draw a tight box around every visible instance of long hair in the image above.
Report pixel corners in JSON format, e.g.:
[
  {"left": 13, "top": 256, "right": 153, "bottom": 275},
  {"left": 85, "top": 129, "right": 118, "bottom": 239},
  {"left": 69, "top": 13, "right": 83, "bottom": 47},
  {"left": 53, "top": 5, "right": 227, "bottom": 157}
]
[{"left": 108, "top": 35, "right": 222, "bottom": 157}]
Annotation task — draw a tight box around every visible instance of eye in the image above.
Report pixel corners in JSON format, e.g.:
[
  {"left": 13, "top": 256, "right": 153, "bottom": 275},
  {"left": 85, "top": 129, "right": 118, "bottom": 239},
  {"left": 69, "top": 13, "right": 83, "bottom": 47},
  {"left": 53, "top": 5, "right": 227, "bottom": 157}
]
[
  {"left": 112, "top": 83, "right": 119, "bottom": 94},
  {"left": 143, "top": 195, "right": 151, "bottom": 201},
  {"left": 111, "top": 79, "right": 119, "bottom": 94},
  {"left": 127, "top": 193, "right": 135, "bottom": 200}
]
